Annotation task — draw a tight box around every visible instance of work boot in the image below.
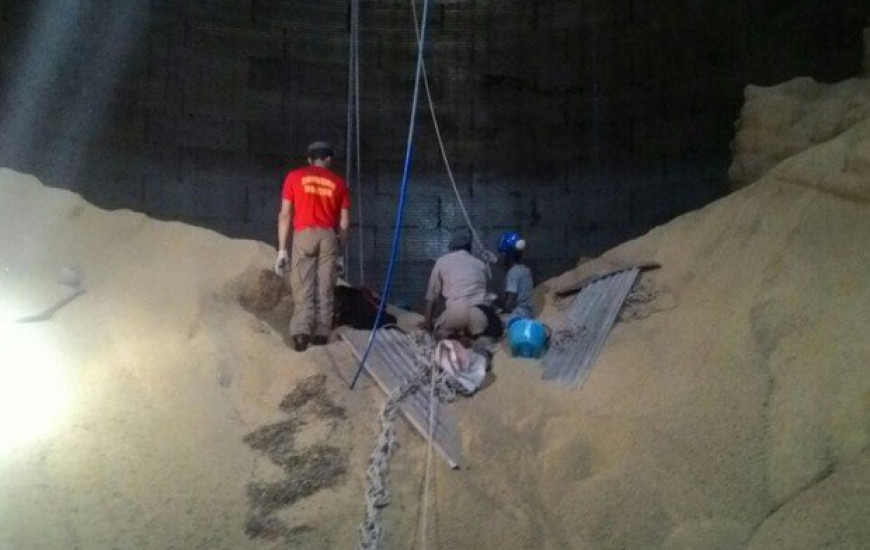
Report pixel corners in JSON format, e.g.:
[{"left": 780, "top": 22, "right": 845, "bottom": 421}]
[
  {"left": 311, "top": 335, "right": 328, "bottom": 346},
  {"left": 292, "top": 334, "right": 310, "bottom": 352}
]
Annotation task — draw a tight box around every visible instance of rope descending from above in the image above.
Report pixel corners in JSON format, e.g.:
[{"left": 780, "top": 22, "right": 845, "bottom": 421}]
[
  {"left": 409, "top": 0, "right": 496, "bottom": 265},
  {"left": 419, "top": 350, "right": 438, "bottom": 550},
  {"left": 349, "top": 0, "right": 433, "bottom": 390},
  {"left": 345, "top": 0, "right": 365, "bottom": 285}
]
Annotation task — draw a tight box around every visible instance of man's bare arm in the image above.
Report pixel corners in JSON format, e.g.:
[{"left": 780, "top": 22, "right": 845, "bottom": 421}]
[
  {"left": 278, "top": 199, "right": 292, "bottom": 251},
  {"left": 338, "top": 208, "right": 350, "bottom": 250},
  {"left": 421, "top": 268, "right": 441, "bottom": 331}
]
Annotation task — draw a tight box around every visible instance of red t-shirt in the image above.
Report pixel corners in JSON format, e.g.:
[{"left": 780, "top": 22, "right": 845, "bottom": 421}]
[{"left": 281, "top": 166, "right": 350, "bottom": 231}]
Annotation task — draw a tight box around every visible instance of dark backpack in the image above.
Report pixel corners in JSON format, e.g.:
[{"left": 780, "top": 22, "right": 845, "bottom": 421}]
[
  {"left": 474, "top": 304, "right": 504, "bottom": 339},
  {"left": 334, "top": 285, "right": 398, "bottom": 330}
]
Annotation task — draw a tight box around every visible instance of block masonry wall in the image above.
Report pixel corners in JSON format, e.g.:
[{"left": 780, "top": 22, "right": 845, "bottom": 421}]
[{"left": 0, "top": 0, "right": 865, "bottom": 306}]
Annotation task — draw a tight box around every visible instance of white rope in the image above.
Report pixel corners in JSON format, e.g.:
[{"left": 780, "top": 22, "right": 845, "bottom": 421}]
[
  {"left": 419, "top": 354, "right": 437, "bottom": 550},
  {"left": 358, "top": 371, "right": 425, "bottom": 550},
  {"left": 345, "top": 0, "right": 365, "bottom": 285},
  {"left": 357, "top": 332, "right": 456, "bottom": 550},
  {"left": 344, "top": 0, "right": 355, "bottom": 275},
  {"left": 409, "top": 0, "right": 496, "bottom": 266},
  {"left": 590, "top": 25, "right": 602, "bottom": 176},
  {"left": 353, "top": 0, "right": 365, "bottom": 285}
]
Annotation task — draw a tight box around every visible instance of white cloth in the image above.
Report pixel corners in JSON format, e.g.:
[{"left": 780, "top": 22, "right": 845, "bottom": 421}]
[{"left": 433, "top": 340, "right": 487, "bottom": 394}]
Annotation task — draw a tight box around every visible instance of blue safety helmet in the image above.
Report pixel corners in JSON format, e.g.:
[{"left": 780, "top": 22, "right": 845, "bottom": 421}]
[{"left": 497, "top": 231, "right": 526, "bottom": 253}]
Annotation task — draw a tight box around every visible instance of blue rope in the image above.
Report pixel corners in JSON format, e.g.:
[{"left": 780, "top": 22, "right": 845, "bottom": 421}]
[{"left": 350, "top": 0, "right": 432, "bottom": 389}]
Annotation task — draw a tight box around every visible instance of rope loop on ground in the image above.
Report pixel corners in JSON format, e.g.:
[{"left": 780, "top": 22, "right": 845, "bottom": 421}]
[{"left": 357, "top": 331, "right": 457, "bottom": 550}]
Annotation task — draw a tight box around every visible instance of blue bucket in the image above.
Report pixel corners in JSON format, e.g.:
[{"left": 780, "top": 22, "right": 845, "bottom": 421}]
[{"left": 507, "top": 318, "right": 548, "bottom": 358}]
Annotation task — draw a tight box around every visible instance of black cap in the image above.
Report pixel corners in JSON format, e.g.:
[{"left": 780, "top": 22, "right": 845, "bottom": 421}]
[
  {"left": 307, "top": 141, "right": 334, "bottom": 158},
  {"left": 448, "top": 228, "right": 472, "bottom": 250}
]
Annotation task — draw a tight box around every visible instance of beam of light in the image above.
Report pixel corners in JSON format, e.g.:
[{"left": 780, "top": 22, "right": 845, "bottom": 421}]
[
  {"left": 0, "top": 1, "right": 148, "bottom": 178},
  {"left": 0, "top": 301, "right": 72, "bottom": 455},
  {"left": 0, "top": 0, "right": 85, "bottom": 166},
  {"left": 45, "top": 2, "right": 148, "bottom": 179}
]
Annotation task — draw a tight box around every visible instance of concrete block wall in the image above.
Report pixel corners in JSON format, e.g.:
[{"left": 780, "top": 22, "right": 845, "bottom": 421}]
[
  {"left": 0, "top": 0, "right": 866, "bottom": 306},
  {"left": 865, "top": 27, "right": 870, "bottom": 75}
]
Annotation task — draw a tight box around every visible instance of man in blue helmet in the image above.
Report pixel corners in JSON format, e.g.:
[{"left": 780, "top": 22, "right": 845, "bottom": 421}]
[{"left": 497, "top": 230, "right": 534, "bottom": 320}]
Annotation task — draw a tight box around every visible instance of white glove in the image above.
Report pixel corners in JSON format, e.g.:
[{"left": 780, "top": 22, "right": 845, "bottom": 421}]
[{"left": 275, "top": 250, "right": 289, "bottom": 276}]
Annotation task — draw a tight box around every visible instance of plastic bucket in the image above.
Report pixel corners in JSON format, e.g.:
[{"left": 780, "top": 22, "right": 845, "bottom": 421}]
[{"left": 507, "top": 318, "right": 548, "bottom": 358}]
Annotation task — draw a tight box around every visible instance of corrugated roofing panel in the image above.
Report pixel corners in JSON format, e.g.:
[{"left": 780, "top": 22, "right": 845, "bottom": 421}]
[
  {"left": 340, "top": 328, "right": 463, "bottom": 468},
  {"left": 543, "top": 267, "right": 639, "bottom": 389}
]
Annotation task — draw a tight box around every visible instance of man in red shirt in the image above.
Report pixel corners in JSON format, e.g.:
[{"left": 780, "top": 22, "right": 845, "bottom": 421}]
[{"left": 275, "top": 141, "right": 350, "bottom": 351}]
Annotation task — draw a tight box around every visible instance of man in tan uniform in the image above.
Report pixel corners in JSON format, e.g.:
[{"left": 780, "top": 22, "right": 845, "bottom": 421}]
[
  {"left": 422, "top": 229, "right": 491, "bottom": 340},
  {"left": 275, "top": 141, "right": 350, "bottom": 352}
]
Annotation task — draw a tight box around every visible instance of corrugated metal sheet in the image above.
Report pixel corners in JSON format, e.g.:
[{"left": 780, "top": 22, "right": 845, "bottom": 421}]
[
  {"left": 340, "top": 328, "right": 463, "bottom": 468},
  {"left": 542, "top": 267, "right": 640, "bottom": 389}
]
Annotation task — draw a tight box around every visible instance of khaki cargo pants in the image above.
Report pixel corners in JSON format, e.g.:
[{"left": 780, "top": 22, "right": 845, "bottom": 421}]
[
  {"left": 434, "top": 303, "right": 488, "bottom": 340},
  {"left": 289, "top": 227, "right": 338, "bottom": 338}
]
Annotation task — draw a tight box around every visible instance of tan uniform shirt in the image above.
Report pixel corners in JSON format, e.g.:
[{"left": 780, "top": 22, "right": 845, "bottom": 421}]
[{"left": 426, "top": 250, "right": 488, "bottom": 307}]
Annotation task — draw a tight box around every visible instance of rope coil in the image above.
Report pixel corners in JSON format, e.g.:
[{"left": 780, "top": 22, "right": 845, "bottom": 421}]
[{"left": 358, "top": 332, "right": 456, "bottom": 550}]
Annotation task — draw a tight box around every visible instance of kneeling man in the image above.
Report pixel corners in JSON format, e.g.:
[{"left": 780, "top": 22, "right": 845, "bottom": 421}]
[{"left": 422, "top": 229, "right": 498, "bottom": 340}]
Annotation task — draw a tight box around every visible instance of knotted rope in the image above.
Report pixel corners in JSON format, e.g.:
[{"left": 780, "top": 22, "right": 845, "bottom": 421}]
[{"left": 357, "top": 332, "right": 456, "bottom": 549}]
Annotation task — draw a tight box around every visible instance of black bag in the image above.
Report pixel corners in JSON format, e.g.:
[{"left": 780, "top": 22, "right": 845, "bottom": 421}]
[
  {"left": 334, "top": 285, "right": 398, "bottom": 330},
  {"left": 474, "top": 304, "right": 504, "bottom": 339}
]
